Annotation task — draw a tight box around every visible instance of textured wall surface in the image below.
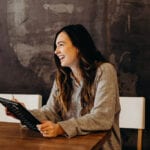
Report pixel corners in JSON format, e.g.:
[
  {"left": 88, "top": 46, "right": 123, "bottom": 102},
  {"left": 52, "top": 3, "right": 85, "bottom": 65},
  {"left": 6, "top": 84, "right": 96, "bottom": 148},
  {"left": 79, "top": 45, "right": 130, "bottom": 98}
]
[
  {"left": 0, "top": 0, "right": 150, "bottom": 149},
  {"left": 107, "top": 1, "right": 150, "bottom": 149},
  {"left": 0, "top": 0, "right": 106, "bottom": 104}
]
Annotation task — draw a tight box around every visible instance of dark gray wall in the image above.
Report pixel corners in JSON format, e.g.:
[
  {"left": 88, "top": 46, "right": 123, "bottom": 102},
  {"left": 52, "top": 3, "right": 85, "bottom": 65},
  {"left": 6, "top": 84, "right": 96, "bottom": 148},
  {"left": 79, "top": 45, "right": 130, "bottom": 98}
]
[
  {"left": 0, "top": 0, "right": 150, "bottom": 149},
  {"left": 0, "top": 0, "right": 106, "bottom": 104}
]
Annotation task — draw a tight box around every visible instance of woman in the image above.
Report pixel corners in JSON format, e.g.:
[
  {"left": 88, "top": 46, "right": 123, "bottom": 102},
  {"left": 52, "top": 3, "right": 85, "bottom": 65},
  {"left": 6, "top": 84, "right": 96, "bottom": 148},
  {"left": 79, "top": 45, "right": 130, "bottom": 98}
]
[{"left": 10, "top": 24, "right": 122, "bottom": 150}]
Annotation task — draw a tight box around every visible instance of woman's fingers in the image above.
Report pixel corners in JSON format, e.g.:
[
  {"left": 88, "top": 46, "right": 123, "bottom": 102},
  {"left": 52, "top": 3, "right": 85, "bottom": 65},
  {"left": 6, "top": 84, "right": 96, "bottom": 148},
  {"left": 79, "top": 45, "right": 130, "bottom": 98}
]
[
  {"left": 12, "top": 95, "right": 18, "bottom": 102},
  {"left": 37, "top": 121, "right": 59, "bottom": 137},
  {"left": 11, "top": 96, "right": 25, "bottom": 107}
]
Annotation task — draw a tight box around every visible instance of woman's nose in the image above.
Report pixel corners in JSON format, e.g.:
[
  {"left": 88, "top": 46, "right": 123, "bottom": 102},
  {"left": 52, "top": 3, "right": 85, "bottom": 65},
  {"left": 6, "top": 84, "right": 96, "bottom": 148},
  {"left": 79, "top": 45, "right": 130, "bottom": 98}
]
[{"left": 54, "top": 47, "right": 59, "bottom": 55}]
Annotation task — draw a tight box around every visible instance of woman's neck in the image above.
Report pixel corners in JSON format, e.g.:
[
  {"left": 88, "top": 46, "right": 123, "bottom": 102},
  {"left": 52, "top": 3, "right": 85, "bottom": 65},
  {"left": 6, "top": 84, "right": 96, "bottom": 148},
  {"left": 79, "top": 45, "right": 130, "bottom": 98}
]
[{"left": 71, "top": 68, "right": 82, "bottom": 85}]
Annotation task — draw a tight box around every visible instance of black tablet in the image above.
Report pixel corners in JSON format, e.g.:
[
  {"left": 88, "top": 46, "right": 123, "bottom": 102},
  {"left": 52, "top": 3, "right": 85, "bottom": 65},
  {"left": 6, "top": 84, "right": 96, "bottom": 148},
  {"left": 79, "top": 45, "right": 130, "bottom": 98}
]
[{"left": 0, "top": 97, "right": 41, "bottom": 131}]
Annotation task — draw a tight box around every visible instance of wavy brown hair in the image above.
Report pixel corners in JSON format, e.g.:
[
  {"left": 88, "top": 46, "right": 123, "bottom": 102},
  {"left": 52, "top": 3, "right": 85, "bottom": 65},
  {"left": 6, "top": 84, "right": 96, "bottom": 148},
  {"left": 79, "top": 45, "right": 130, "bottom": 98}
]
[{"left": 53, "top": 24, "right": 107, "bottom": 117}]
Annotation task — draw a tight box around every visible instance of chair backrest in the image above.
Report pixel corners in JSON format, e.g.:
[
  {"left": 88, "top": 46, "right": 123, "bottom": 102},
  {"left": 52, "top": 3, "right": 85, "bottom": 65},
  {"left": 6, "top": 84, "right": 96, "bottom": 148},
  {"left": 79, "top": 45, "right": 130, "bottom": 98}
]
[
  {"left": 119, "top": 97, "right": 145, "bottom": 150},
  {"left": 119, "top": 97, "right": 145, "bottom": 129},
  {"left": 0, "top": 94, "right": 42, "bottom": 123}
]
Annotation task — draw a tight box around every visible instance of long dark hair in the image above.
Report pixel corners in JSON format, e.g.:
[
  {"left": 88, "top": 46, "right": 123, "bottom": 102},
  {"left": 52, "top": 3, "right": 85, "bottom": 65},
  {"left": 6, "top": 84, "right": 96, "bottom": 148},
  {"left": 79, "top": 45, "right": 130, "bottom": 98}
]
[{"left": 53, "top": 24, "right": 107, "bottom": 116}]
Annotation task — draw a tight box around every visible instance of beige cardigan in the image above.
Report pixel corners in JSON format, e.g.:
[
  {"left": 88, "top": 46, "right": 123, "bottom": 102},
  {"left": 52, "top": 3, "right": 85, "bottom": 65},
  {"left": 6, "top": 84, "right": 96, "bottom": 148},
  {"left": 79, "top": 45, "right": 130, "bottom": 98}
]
[{"left": 31, "top": 63, "right": 121, "bottom": 150}]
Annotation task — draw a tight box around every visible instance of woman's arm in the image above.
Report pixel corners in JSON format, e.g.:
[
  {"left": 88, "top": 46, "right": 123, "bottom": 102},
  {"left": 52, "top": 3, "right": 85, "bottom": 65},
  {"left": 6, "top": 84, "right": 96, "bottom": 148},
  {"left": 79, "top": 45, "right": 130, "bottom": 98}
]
[{"left": 30, "top": 81, "right": 62, "bottom": 123}]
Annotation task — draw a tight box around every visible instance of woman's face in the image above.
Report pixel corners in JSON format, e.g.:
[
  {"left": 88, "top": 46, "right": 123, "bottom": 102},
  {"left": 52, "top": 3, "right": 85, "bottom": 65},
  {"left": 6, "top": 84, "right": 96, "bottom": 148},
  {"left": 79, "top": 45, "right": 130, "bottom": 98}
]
[{"left": 55, "top": 32, "right": 79, "bottom": 69}]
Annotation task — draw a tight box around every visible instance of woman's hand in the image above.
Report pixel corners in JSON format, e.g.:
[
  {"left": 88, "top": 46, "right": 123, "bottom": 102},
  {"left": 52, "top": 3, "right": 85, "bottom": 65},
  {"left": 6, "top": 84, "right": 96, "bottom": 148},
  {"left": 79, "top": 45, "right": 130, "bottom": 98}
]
[
  {"left": 37, "top": 121, "right": 65, "bottom": 138},
  {"left": 12, "top": 96, "right": 25, "bottom": 107}
]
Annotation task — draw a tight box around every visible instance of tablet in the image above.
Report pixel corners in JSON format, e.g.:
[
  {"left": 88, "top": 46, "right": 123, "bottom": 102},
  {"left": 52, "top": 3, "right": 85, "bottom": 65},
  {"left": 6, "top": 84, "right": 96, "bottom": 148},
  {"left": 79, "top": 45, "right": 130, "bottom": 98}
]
[{"left": 0, "top": 97, "right": 41, "bottom": 131}]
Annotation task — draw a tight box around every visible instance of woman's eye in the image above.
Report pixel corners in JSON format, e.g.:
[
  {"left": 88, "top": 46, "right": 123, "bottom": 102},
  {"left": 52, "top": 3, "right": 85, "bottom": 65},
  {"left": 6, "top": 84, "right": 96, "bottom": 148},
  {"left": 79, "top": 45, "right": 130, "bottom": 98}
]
[{"left": 59, "top": 43, "right": 64, "bottom": 47}]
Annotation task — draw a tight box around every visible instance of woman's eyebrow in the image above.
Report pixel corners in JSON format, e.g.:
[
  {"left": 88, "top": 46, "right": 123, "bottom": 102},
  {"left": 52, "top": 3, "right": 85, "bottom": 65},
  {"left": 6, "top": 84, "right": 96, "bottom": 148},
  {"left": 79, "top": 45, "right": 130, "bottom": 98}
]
[{"left": 56, "top": 41, "right": 65, "bottom": 45}]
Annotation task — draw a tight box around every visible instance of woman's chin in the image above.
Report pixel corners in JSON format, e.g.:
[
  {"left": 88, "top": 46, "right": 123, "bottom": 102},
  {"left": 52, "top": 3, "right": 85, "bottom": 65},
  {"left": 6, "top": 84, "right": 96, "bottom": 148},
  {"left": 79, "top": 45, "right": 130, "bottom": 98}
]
[{"left": 61, "top": 63, "right": 66, "bottom": 67}]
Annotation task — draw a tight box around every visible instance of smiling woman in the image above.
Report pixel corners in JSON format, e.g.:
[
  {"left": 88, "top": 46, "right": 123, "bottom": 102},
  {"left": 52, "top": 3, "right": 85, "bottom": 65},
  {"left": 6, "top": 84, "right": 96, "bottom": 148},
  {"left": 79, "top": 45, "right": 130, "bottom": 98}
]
[
  {"left": 6, "top": 24, "right": 122, "bottom": 150},
  {"left": 32, "top": 24, "right": 121, "bottom": 150}
]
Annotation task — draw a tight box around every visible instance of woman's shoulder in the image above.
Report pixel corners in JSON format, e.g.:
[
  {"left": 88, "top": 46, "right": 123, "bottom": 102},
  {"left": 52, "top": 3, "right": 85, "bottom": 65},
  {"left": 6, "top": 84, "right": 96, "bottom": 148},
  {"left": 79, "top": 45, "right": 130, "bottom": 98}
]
[
  {"left": 95, "top": 62, "right": 117, "bottom": 80},
  {"left": 97, "top": 62, "right": 116, "bottom": 73}
]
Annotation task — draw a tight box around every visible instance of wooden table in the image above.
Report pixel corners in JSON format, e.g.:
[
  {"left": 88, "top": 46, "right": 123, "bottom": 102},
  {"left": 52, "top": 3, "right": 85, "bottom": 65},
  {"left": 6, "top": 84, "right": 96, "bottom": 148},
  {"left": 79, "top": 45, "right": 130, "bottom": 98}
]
[{"left": 0, "top": 122, "right": 109, "bottom": 150}]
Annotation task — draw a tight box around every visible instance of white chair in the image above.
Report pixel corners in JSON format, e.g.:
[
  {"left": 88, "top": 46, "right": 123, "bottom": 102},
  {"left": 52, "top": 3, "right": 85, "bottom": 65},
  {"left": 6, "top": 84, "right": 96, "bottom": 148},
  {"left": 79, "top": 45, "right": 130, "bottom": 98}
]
[
  {"left": 0, "top": 94, "right": 42, "bottom": 123},
  {"left": 119, "top": 97, "right": 145, "bottom": 150}
]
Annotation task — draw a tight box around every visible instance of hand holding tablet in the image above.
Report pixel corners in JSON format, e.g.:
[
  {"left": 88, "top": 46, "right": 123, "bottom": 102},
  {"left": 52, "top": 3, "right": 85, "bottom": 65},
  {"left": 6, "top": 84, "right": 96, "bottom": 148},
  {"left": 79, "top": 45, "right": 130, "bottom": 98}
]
[{"left": 0, "top": 97, "right": 41, "bottom": 131}]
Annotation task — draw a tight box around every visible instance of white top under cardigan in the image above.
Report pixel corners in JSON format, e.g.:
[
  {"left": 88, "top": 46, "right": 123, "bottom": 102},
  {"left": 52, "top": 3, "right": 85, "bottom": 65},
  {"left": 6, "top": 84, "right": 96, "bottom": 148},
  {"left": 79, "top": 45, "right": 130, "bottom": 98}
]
[{"left": 30, "top": 63, "right": 121, "bottom": 150}]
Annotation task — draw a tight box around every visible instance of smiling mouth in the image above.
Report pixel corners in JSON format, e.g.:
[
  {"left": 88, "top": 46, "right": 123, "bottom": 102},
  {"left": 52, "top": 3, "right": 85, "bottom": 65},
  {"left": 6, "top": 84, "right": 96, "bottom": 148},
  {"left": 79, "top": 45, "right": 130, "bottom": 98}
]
[{"left": 59, "top": 55, "right": 65, "bottom": 61}]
